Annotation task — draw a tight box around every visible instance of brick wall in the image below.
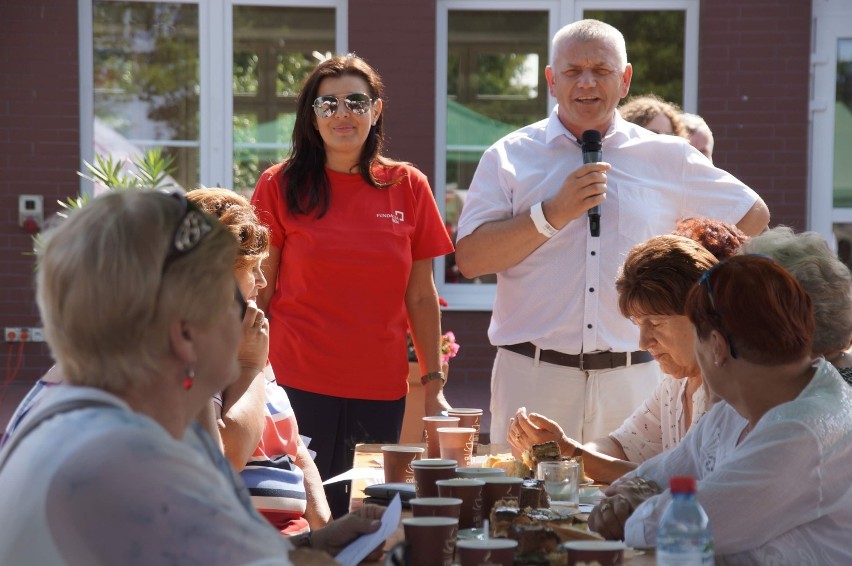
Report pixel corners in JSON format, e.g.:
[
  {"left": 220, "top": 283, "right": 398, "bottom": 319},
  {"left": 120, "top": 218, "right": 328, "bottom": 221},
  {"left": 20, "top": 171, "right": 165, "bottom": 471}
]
[
  {"left": 699, "top": 0, "right": 811, "bottom": 229},
  {"left": 0, "top": 0, "right": 79, "bottom": 386}
]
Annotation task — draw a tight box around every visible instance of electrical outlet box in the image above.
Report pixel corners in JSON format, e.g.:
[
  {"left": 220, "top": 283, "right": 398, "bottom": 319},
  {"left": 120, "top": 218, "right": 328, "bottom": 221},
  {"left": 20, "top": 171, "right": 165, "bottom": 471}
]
[
  {"left": 29, "top": 327, "right": 45, "bottom": 342},
  {"left": 5, "top": 327, "right": 23, "bottom": 342},
  {"left": 19, "top": 195, "right": 44, "bottom": 229}
]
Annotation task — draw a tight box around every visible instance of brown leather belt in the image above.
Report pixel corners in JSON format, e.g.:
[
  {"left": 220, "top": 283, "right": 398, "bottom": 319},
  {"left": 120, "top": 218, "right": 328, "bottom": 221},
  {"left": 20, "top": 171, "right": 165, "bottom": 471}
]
[{"left": 500, "top": 342, "right": 653, "bottom": 370}]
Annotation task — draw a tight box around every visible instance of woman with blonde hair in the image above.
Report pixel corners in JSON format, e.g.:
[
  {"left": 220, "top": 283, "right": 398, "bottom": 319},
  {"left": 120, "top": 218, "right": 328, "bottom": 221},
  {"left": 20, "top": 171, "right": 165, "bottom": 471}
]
[{"left": 0, "top": 190, "right": 383, "bottom": 565}]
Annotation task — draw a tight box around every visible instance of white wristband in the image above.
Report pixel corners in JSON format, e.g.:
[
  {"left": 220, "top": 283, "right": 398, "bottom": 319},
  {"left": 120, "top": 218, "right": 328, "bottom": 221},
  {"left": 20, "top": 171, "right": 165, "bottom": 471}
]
[{"left": 530, "top": 201, "right": 558, "bottom": 238}]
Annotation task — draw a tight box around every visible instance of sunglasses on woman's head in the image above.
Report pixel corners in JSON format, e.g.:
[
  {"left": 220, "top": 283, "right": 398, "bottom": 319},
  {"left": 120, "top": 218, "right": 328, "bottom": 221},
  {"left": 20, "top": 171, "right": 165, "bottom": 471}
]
[
  {"left": 312, "top": 92, "right": 374, "bottom": 118},
  {"left": 161, "top": 191, "right": 213, "bottom": 274},
  {"left": 698, "top": 267, "right": 738, "bottom": 359}
]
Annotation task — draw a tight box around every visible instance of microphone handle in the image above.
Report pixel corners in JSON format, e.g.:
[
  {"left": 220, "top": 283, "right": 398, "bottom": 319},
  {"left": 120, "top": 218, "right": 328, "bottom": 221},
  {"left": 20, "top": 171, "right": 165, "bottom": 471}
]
[{"left": 584, "top": 149, "right": 602, "bottom": 237}]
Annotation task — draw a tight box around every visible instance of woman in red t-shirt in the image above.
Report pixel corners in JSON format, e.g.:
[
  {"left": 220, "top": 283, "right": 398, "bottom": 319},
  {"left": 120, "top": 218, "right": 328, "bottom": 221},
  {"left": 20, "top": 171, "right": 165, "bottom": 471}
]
[{"left": 251, "top": 54, "right": 454, "bottom": 517}]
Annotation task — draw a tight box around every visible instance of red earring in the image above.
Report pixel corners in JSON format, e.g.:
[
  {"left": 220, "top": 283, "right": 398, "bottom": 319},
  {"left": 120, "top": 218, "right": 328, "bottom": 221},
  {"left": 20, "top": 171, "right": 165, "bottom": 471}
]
[{"left": 183, "top": 367, "right": 195, "bottom": 391}]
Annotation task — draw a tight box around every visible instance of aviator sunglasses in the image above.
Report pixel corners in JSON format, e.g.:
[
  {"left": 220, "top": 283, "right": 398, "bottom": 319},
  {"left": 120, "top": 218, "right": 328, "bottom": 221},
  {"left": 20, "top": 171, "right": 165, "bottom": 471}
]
[{"left": 312, "top": 92, "right": 375, "bottom": 119}]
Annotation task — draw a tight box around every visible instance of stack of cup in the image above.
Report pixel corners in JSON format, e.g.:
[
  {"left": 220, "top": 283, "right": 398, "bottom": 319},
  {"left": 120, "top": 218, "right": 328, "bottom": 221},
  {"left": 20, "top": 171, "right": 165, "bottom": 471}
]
[
  {"left": 381, "top": 445, "right": 425, "bottom": 484},
  {"left": 435, "top": 478, "right": 485, "bottom": 529},
  {"left": 446, "top": 408, "right": 483, "bottom": 453},
  {"left": 422, "top": 416, "right": 460, "bottom": 458},
  {"left": 411, "top": 458, "right": 458, "bottom": 498}
]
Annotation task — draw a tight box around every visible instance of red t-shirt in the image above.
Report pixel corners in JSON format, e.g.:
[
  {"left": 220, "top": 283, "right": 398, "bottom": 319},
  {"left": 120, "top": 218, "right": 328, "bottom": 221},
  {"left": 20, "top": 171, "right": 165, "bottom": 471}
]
[{"left": 251, "top": 162, "right": 454, "bottom": 400}]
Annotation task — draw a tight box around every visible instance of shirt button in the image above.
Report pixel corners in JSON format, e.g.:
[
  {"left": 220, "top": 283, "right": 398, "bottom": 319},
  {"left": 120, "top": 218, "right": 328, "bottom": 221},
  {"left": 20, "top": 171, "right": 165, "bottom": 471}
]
[
  {"left": 590, "top": 251, "right": 596, "bottom": 256},
  {"left": 587, "top": 324, "right": 593, "bottom": 329},
  {"left": 589, "top": 288, "right": 595, "bottom": 293}
]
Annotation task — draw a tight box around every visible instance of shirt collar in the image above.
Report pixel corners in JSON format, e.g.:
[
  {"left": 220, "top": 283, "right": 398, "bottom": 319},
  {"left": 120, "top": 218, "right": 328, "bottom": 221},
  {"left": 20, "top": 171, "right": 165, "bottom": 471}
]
[{"left": 545, "top": 105, "right": 627, "bottom": 147}]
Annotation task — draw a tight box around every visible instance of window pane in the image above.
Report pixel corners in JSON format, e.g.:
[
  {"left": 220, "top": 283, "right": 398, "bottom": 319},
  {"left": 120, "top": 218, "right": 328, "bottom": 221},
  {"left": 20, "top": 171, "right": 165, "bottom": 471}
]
[
  {"left": 834, "top": 38, "right": 852, "bottom": 208},
  {"left": 445, "top": 10, "right": 549, "bottom": 284},
  {"left": 232, "top": 6, "right": 335, "bottom": 194},
  {"left": 93, "top": 1, "right": 199, "bottom": 190},
  {"left": 584, "top": 10, "right": 685, "bottom": 105}
]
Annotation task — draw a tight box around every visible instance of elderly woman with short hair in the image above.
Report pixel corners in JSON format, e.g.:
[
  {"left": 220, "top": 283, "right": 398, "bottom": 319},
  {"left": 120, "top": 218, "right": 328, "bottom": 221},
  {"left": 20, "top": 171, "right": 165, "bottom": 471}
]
[
  {"left": 740, "top": 226, "right": 852, "bottom": 384},
  {"left": 590, "top": 255, "right": 852, "bottom": 563},
  {"left": 0, "top": 191, "right": 382, "bottom": 565}
]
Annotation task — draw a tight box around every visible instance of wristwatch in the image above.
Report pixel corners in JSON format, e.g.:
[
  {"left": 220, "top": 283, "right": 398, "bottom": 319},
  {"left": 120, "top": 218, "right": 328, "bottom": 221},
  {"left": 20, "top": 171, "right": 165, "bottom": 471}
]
[{"left": 420, "top": 371, "right": 446, "bottom": 386}]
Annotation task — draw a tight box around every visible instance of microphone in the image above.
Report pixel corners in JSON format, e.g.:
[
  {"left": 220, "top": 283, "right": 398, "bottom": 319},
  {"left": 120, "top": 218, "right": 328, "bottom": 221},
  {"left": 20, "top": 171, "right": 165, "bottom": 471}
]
[{"left": 581, "top": 129, "right": 603, "bottom": 237}]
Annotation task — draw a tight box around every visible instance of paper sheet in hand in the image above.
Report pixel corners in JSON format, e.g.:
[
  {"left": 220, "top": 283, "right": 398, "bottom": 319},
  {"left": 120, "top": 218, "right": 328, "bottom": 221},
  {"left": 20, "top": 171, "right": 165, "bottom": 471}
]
[
  {"left": 334, "top": 494, "right": 401, "bottom": 566},
  {"left": 322, "top": 466, "right": 384, "bottom": 485}
]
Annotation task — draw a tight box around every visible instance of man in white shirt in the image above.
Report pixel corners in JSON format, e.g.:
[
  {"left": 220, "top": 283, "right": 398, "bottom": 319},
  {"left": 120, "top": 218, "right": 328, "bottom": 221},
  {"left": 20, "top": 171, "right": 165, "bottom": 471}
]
[{"left": 455, "top": 19, "right": 769, "bottom": 444}]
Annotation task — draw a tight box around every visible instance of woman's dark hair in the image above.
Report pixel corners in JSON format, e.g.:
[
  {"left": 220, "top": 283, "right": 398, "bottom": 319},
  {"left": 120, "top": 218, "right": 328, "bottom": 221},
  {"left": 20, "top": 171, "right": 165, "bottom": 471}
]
[
  {"left": 617, "top": 235, "right": 718, "bottom": 318},
  {"left": 685, "top": 255, "right": 814, "bottom": 365},
  {"left": 283, "top": 53, "right": 400, "bottom": 218}
]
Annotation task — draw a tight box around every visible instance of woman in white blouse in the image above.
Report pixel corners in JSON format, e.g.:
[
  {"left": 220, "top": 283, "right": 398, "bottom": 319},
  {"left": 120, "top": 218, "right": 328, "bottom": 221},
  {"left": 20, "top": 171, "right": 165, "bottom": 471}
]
[{"left": 510, "top": 235, "right": 720, "bottom": 483}]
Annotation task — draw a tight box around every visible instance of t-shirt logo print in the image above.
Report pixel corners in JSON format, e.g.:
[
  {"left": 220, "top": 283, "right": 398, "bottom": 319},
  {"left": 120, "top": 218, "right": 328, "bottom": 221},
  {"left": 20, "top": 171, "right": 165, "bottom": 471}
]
[{"left": 376, "top": 210, "right": 405, "bottom": 224}]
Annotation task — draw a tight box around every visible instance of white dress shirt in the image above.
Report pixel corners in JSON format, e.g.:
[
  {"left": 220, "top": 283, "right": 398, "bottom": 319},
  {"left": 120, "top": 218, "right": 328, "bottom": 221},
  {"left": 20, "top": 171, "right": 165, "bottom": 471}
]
[
  {"left": 623, "top": 359, "right": 852, "bottom": 564},
  {"left": 457, "top": 108, "right": 760, "bottom": 354}
]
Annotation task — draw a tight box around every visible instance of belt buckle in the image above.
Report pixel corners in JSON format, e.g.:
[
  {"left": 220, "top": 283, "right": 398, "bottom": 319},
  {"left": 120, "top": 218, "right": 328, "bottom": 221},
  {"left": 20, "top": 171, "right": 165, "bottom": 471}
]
[{"left": 578, "top": 353, "right": 585, "bottom": 371}]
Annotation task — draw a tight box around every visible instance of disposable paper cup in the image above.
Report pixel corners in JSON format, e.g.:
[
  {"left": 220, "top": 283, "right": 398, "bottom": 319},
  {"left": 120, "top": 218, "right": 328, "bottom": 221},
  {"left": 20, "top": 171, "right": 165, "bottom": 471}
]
[
  {"left": 409, "top": 496, "right": 463, "bottom": 519},
  {"left": 446, "top": 408, "right": 483, "bottom": 451},
  {"left": 455, "top": 466, "right": 506, "bottom": 479},
  {"left": 438, "top": 426, "right": 476, "bottom": 467},
  {"left": 457, "top": 538, "right": 519, "bottom": 566},
  {"left": 436, "top": 478, "right": 486, "bottom": 529},
  {"left": 382, "top": 445, "right": 425, "bottom": 484},
  {"left": 481, "top": 476, "right": 525, "bottom": 519},
  {"left": 402, "top": 516, "right": 459, "bottom": 566},
  {"left": 561, "top": 540, "right": 626, "bottom": 565},
  {"left": 423, "top": 416, "right": 460, "bottom": 458},
  {"left": 412, "top": 458, "right": 458, "bottom": 498}
]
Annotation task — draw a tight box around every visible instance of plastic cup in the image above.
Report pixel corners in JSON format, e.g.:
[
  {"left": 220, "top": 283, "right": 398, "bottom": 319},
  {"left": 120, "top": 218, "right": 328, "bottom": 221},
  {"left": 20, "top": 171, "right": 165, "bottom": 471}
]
[
  {"left": 402, "top": 516, "right": 459, "bottom": 566},
  {"left": 382, "top": 445, "right": 425, "bottom": 484},
  {"left": 423, "top": 416, "right": 460, "bottom": 458},
  {"left": 536, "top": 460, "right": 580, "bottom": 505},
  {"left": 412, "top": 458, "right": 458, "bottom": 498},
  {"left": 436, "top": 477, "right": 486, "bottom": 529},
  {"left": 457, "top": 538, "right": 519, "bottom": 566},
  {"left": 409, "top": 496, "right": 463, "bottom": 519},
  {"left": 438, "top": 426, "right": 476, "bottom": 467},
  {"left": 446, "top": 408, "right": 483, "bottom": 452}
]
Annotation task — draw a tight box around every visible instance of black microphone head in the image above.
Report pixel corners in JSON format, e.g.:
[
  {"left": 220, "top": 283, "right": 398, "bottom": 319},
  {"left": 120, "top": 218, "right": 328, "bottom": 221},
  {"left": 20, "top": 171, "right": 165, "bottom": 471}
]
[{"left": 581, "top": 129, "right": 602, "bottom": 152}]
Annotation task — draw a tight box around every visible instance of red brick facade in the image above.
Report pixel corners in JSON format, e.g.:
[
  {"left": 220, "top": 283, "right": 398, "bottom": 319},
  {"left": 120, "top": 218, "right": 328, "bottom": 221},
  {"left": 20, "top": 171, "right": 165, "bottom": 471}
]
[{"left": 0, "top": 0, "right": 811, "bottom": 398}]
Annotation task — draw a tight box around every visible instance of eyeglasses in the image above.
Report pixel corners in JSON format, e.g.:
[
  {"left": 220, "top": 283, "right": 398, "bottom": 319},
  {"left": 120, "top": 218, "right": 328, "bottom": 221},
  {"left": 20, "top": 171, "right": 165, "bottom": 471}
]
[
  {"left": 698, "top": 267, "right": 738, "bottom": 359},
  {"left": 161, "top": 192, "right": 213, "bottom": 274},
  {"left": 312, "top": 92, "right": 374, "bottom": 118}
]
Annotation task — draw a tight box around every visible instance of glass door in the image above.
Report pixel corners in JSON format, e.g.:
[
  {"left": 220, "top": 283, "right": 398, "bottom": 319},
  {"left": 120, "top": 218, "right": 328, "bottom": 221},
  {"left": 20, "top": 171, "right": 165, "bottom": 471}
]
[{"left": 810, "top": 8, "right": 852, "bottom": 269}]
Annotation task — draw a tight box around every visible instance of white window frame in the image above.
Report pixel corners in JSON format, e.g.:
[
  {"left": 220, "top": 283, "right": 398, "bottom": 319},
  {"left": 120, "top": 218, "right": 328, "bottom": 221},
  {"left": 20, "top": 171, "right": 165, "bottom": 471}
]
[
  {"left": 78, "top": 0, "right": 347, "bottom": 195},
  {"left": 809, "top": 0, "right": 852, "bottom": 245},
  {"left": 435, "top": 0, "right": 700, "bottom": 311}
]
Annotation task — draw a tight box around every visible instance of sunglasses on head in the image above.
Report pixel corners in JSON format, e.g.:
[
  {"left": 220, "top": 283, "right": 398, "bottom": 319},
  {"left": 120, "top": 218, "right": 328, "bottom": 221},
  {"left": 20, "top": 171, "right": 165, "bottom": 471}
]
[
  {"left": 698, "top": 266, "right": 738, "bottom": 359},
  {"left": 312, "top": 92, "right": 374, "bottom": 119},
  {"left": 161, "top": 191, "right": 213, "bottom": 274}
]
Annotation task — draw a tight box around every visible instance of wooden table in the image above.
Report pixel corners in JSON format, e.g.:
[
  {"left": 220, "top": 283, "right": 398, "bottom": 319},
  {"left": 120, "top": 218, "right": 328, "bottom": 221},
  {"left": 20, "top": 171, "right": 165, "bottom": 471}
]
[{"left": 351, "top": 444, "right": 655, "bottom": 565}]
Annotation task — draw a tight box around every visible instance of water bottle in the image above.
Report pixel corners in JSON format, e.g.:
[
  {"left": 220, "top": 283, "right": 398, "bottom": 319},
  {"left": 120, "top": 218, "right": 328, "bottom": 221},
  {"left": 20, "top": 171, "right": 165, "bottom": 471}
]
[{"left": 656, "top": 476, "right": 713, "bottom": 565}]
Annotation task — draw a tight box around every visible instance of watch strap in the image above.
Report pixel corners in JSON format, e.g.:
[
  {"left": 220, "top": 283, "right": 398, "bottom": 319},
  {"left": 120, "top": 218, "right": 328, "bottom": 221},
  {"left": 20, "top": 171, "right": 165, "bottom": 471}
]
[{"left": 420, "top": 371, "right": 446, "bottom": 386}]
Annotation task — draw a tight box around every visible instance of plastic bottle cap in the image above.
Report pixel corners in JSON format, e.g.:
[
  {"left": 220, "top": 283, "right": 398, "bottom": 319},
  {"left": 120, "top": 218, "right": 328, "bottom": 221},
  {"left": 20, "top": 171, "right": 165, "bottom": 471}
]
[{"left": 669, "top": 476, "right": 697, "bottom": 494}]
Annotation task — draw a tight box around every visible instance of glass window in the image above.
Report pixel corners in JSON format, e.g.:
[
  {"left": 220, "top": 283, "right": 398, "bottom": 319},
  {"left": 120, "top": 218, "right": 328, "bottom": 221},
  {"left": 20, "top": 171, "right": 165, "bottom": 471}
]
[
  {"left": 834, "top": 38, "right": 852, "bottom": 270},
  {"left": 584, "top": 9, "right": 685, "bottom": 105},
  {"left": 93, "top": 1, "right": 199, "bottom": 190},
  {"left": 231, "top": 6, "right": 335, "bottom": 194},
  {"left": 444, "top": 9, "right": 549, "bottom": 285}
]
